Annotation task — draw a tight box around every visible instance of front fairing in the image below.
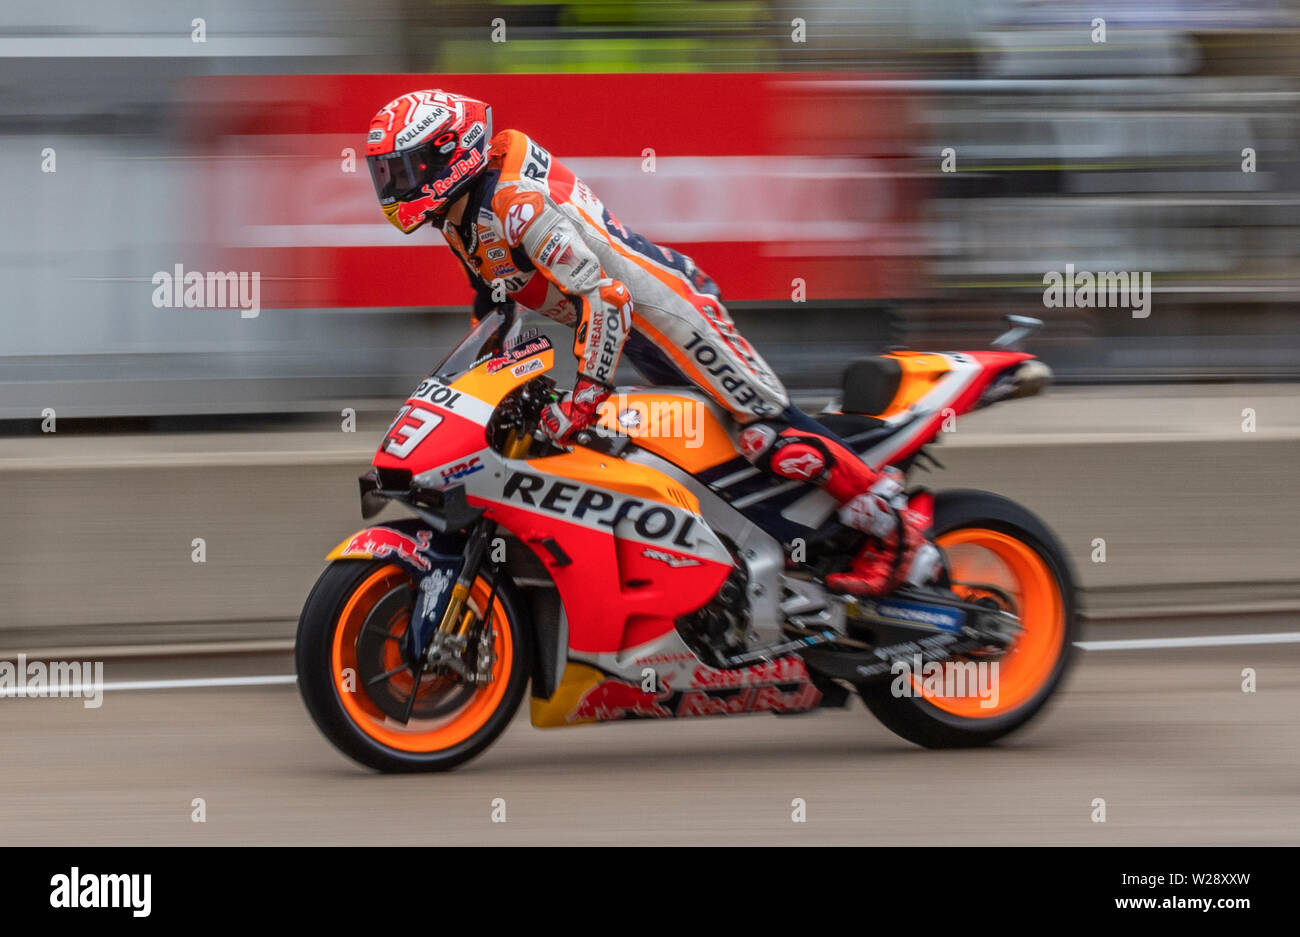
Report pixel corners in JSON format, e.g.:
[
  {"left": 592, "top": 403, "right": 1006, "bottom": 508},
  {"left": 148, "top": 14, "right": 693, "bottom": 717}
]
[{"left": 372, "top": 313, "right": 556, "bottom": 482}]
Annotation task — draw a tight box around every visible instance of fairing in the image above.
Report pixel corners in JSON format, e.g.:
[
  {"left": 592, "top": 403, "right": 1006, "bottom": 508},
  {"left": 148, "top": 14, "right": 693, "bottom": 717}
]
[{"left": 331, "top": 310, "right": 1045, "bottom": 727}]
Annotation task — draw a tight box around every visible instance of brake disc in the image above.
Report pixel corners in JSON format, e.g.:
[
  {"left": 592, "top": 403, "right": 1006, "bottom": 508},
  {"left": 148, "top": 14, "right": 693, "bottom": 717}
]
[{"left": 355, "top": 583, "right": 474, "bottom": 721}]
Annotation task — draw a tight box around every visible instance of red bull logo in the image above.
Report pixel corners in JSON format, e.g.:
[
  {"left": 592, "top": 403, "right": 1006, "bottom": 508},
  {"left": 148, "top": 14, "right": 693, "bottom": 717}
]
[
  {"left": 341, "top": 527, "right": 434, "bottom": 572},
  {"left": 393, "top": 189, "right": 445, "bottom": 231},
  {"left": 690, "top": 656, "right": 809, "bottom": 690},
  {"left": 432, "top": 149, "right": 484, "bottom": 196},
  {"left": 565, "top": 672, "right": 821, "bottom": 723},
  {"left": 676, "top": 684, "right": 821, "bottom": 718},
  {"left": 568, "top": 678, "right": 671, "bottom": 722}
]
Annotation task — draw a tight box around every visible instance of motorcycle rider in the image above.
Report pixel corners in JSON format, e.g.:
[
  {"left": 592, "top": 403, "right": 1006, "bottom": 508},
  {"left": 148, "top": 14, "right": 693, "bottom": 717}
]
[{"left": 365, "top": 89, "right": 939, "bottom": 595}]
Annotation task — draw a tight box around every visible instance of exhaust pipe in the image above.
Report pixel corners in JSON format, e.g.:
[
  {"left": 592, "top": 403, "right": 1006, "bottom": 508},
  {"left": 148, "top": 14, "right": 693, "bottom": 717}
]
[
  {"left": 1005, "top": 359, "right": 1053, "bottom": 399},
  {"left": 978, "top": 358, "right": 1053, "bottom": 408}
]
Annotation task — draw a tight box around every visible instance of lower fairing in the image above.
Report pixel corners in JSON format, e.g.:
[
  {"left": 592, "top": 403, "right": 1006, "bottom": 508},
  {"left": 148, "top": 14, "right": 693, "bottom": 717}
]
[{"left": 530, "top": 630, "right": 833, "bottom": 726}]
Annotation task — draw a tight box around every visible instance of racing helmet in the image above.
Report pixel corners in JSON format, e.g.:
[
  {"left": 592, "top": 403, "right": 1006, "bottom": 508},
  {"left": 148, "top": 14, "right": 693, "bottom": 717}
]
[{"left": 366, "top": 89, "right": 493, "bottom": 233}]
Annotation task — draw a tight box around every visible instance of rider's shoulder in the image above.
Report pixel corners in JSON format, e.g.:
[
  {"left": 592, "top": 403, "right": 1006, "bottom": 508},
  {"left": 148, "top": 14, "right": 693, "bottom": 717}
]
[
  {"left": 485, "top": 131, "right": 554, "bottom": 244},
  {"left": 489, "top": 129, "right": 541, "bottom": 178},
  {"left": 488, "top": 183, "right": 547, "bottom": 246},
  {"left": 489, "top": 128, "right": 529, "bottom": 155}
]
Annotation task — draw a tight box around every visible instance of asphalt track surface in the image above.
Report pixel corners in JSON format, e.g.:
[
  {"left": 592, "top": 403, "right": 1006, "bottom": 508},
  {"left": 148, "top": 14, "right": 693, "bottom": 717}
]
[{"left": 1, "top": 619, "right": 1296, "bottom": 846}]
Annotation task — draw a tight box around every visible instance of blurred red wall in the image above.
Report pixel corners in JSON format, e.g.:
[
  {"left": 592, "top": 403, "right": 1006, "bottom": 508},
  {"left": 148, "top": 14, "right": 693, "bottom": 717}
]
[{"left": 188, "top": 73, "right": 922, "bottom": 308}]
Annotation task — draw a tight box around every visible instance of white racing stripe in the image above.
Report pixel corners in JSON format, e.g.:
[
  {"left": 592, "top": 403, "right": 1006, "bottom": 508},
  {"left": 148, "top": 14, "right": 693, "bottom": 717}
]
[{"left": 1076, "top": 632, "right": 1300, "bottom": 651}]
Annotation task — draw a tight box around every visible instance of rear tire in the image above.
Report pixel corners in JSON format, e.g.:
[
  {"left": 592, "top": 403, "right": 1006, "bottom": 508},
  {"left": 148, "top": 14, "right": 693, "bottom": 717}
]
[
  {"left": 296, "top": 560, "right": 531, "bottom": 772},
  {"left": 858, "top": 490, "right": 1079, "bottom": 748}
]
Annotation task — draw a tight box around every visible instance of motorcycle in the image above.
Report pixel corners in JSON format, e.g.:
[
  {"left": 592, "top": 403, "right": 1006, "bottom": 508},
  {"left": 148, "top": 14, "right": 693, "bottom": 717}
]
[{"left": 296, "top": 310, "right": 1077, "bottom": 771}]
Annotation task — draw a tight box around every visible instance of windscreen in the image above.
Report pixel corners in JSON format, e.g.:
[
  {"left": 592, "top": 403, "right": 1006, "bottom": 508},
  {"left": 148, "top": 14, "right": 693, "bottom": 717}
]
[
  {"left": 430, "top": 307, "right": 575, "bottom": 385},
  {"left": 431, "top": 308, "right": 519, "bottom": 381}
]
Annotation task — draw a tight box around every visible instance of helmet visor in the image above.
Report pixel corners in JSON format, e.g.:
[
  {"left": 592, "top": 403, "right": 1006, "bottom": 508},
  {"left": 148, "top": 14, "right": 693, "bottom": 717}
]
[{"left": 367, "top": 138, "right": 458, "bottom": 205}]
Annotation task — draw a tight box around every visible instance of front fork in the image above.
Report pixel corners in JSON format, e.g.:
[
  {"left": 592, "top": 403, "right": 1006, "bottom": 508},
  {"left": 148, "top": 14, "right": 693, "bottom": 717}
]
[
  {"left": 407, "top": 428, "right": 527, "bottom": 685},
  {"left": 408, "top": 516, "right": 498, "bottom": 685},
  {"left": 435, "top": 516, "right": 496, "bottom": 644}
]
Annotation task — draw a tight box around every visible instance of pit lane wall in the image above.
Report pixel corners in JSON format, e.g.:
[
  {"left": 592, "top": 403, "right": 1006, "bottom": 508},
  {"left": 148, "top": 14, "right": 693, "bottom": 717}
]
[{"left": 2, "top": 385, "right": 1296, "bottom": 646}]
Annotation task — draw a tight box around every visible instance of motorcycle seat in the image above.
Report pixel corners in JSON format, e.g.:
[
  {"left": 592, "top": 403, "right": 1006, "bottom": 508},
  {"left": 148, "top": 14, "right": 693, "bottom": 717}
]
[
  {"left": 840, "top": 356, "right": 902, "bottom": 416},
  {"left": 814, "top": 411, "right": 889, "bottom": 438}
]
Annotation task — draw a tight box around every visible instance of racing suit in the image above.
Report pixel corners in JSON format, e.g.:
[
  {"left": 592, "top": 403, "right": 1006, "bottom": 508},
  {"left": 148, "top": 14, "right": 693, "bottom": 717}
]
[{"left": 442, "top": 130, "right": 937, "bottom": 595}]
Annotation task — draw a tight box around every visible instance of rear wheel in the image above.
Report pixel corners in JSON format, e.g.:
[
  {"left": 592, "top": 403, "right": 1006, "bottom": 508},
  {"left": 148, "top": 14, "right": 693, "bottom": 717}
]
[
  {"left": 296, "top": 560, "right": 531, "bottom": 772},
  {"left": 858, "top": 490, "right": 1078, "bottom": 747}
]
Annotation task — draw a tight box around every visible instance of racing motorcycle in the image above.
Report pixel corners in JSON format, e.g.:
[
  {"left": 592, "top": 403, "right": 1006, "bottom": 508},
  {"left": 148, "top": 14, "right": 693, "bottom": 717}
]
[{"left": 296, "top": 310, "right": 1077, "bottom": 771}]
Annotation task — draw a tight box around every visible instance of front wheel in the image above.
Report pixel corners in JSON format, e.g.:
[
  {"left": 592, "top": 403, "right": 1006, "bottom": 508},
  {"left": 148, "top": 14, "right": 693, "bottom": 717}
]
[
  {"left": 296, "top": 560, "right": 531, "bottom": 772},
  {"left": 858, "top": 490, "right": 1079, "bottom": 748}
]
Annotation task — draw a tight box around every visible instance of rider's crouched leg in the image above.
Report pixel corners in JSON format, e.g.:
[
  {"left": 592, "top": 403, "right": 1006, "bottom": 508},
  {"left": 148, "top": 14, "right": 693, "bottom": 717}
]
[
  {"left": 736, "top": 409, "right": 940, "bottom": 595},
  {"left": 830, "top": 473, "right": 942, "bottom": 595}
]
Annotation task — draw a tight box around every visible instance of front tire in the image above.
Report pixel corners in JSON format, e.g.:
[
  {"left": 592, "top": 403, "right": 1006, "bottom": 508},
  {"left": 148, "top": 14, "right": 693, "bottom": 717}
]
[
  {"left": 858, "top": 490, "right": 1079, "bottom": 748},
  {"left": 296, "top": 560, "right": 531, "bottom": 772}
]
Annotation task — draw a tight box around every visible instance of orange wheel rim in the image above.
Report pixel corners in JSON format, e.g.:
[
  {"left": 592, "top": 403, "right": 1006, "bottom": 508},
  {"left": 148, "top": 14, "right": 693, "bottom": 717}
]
[
  {"left": 330, "top": 564, "right": 513, "bottom": 752},
  {"left": 916, "top": 528, "right": 1065, "bottom": 718}
]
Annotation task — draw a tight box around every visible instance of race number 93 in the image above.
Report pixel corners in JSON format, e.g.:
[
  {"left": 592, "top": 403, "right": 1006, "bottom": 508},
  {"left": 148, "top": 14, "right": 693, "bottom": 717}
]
[{"left": 382, "top": 405, "right": 443, "bottom": 458}]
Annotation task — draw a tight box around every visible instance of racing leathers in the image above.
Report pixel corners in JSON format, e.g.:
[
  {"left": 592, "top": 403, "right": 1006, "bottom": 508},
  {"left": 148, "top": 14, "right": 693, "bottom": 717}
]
[{"left": 442, "top": 129, "right": 937, "bottom": 595}]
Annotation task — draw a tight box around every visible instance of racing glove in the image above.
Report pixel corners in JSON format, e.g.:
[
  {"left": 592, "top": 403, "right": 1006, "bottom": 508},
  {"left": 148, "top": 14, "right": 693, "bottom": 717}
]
[{"left": 540, "top": 375, "right": 612, "bottom": 446}]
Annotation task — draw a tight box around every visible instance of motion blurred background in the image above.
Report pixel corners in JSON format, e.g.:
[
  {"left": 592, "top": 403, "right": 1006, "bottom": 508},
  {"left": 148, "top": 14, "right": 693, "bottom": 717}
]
[
  {"left": 1, "top": 1, "right": 1298, "bottom": 645},
  {"left": 5, "top": 0, "right": 1300, "bottom": 421}
]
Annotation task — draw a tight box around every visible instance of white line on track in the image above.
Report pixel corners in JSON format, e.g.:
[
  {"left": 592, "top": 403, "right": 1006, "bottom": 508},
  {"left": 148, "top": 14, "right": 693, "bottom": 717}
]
[
  {"left": 4, "top": 633, "right": 1297, "bottom": 697},
  {"left": 0, "top": 675, "right": 296, "bottom": 697},
  {"left": 1075, "top": 632, "right": 1300, "bottom": 651}
]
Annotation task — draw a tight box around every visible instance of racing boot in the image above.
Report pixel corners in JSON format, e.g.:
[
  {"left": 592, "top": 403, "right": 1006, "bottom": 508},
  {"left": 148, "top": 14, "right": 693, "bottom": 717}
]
[
  {"left": 737, "top": 421, "right": 941, "bottom": 596},
  {"left": 825, "top": 467, "right": 942, "bottom": 596}
]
